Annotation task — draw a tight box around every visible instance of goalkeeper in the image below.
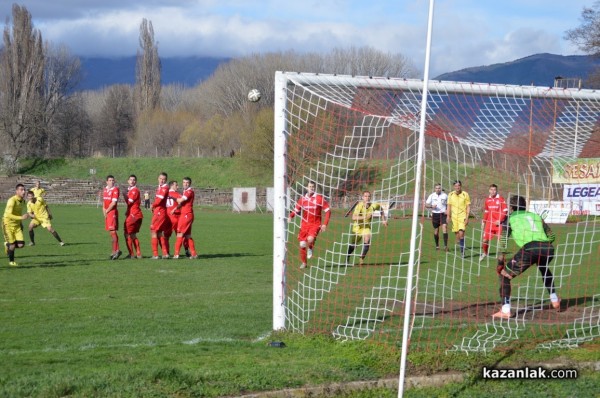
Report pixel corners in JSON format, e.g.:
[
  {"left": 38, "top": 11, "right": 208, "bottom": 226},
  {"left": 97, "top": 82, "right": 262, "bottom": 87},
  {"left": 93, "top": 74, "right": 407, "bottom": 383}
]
[
  {"left": 346, "top": 191, "right": 387, "bottom": 266},
  {"left": 26, "top": 191, "right": 65, "bottom": 246},
  {"left": 492, "top": 195, "right": 560, "bottom": 319}
]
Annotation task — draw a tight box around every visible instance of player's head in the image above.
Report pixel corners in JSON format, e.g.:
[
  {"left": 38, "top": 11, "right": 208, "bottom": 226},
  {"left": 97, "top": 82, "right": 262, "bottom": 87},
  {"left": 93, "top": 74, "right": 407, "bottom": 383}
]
[
  {"left": 169, "top": 180, "right": 178, "bottom": 190},
  {"left": 128, "top": 174, "right": 137, "bottom": 186},
  {"left": 26, "top": 190, "right": 36, "bottom": 202},
  {"left": 489, "top": 184, "right": 498, "bottom": 197},
  {"left": 182, "top": 177, "right": 192, "bottom": 188},
  {"left": 34, "top": 180, "right": 41, "bottom": 188},
  {"left": 434, "top": 184, "right": 442, "bottom": 193},
  {"left": 306, "top": 181, "right": 316, "bottom": 195},
  {"left": 452, "top": 180, "right": 462, "bottom": 192},
  {"left": 15, "top": 183, "right": 26, "bottom": 198},
  {"left": 158, "top": 172, "right": 168, "bottom": 185},
  {"left": 106, "top": 175, "right": 115, "bottom": 187},
  {"left": 509, "top": 195, "right": 527, "bottom": 212},
  {"left": 362, "top": 191, "right": 371, "bottom": 202}
]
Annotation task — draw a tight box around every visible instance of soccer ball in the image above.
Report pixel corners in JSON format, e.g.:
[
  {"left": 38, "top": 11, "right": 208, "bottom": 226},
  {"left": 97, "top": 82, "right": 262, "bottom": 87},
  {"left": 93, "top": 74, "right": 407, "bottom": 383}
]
[{"left": 247, "top": 89, "right": 261, "bottom": 102}]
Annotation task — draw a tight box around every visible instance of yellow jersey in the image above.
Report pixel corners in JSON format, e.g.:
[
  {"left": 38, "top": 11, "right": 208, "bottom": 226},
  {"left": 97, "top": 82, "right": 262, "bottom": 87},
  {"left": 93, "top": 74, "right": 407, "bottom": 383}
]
[
  {"left": 31, "top": 187, "right": 46, "bottom": 198},
  {"left": 353, "top": 201, "right": 383, "bottom": 229},
  {"left": 28, "top": 197, "right": 50, "bottom": 221},
  {"left": 3, "top": 195, "right": 25, "bottom": 226},
  {"left": 448, "top": 190, "right": 471, "bottom": 220}
]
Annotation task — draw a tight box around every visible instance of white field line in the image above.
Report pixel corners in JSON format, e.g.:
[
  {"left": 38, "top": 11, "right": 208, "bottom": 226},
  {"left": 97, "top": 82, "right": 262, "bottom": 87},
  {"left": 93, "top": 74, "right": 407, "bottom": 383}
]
[{"left": 0, "top": 332, "right": 274, "bottom": 356}]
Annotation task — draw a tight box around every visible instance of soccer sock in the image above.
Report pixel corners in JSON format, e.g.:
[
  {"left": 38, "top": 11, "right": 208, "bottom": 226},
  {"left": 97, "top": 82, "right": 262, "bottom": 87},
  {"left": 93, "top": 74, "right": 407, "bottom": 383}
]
[
  {"left": 8, "top": 249, "right": 15, "bottom": 262},
  {"left": 443, "top": 233, "right": 448, "bottom": 247},
  {"left": 361, "top": 243, "right": 370, "bottom": 259},
  {"left": 187, "top": 238, "right": 197, "bottom": 256},
  {"left": 460, "top": 238, "right": 465, "bottom": 252},
  {"left": 126, "top": 237, "right": 134, "bottom": 255},
  {"left": 160, "top": 236, "right": 169, "bottom": 255},
  {"left": 434, "top": 234, "right": 439, "bottom": 247},
  {"left": 308, "top": 241, "right": 314, "bottom": 250},
  {"left": 29, "top": 230, "right": 35, "bottom": 244},
  {"left": 51, "top": 230, "right": 62, "bottom": 243},
  {"left": 151, "top": 237, "right": 159, "bottom": 256},
  {"left": 174, "top": 236, "right": 183, "bottom": 255},
  {"left": 300, "top": 247, "right": 307, "bottom": 264},
  {"left": 133, "top": 238, "right": 141, "bottom": 256},
  {"left": 347, "top": 244, "right": 355, "bottom": 255},
  {"left": 482, "top": 242, "right": 489, "bottom": 255},
  {"left": 110, "top": 231, "right": 119, "bottom": 252}
]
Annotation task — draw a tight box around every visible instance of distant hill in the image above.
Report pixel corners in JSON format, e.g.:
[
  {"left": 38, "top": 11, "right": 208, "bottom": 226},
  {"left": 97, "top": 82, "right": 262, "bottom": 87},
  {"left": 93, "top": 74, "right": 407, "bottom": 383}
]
[
  {"left": 434, "top": 53, "right": 600, "bottom": 87},
  {"left": 77, "top": 53, "right": 600, "bottom": 91},
  {"left": 78, "top": 56, "right": 229, "bottom": 91}
]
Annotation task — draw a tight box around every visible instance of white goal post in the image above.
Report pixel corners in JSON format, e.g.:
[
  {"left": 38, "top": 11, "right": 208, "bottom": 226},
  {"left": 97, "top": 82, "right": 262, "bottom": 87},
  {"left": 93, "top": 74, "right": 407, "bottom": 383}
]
[{"left": 272, "top": 71, "right": 600, "bottom": 355}]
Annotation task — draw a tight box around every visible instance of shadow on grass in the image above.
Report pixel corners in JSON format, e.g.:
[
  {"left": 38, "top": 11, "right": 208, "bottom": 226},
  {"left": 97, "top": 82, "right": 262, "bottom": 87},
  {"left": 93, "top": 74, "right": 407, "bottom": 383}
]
[{"left": 199, "top": 253, "right": 262, "bottom": 260}]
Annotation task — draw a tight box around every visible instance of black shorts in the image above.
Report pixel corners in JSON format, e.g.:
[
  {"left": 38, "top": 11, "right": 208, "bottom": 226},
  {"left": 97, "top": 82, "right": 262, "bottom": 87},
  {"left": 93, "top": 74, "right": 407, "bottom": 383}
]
[
  {"left": 431, "top": 212, "right": 447, "bottom": 229},
  {"left": 506, "top": 242, "right": 554, "bottom": 277}
]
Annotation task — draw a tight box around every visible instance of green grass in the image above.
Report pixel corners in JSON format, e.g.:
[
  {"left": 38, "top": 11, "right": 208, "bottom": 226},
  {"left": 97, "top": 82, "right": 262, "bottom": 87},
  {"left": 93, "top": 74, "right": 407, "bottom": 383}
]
[
  {"left": 0, "top": 206, "right": 598, "bottom": 397},
  {"left": 16, "top": 157, "right": 273, "bottom": 189}
]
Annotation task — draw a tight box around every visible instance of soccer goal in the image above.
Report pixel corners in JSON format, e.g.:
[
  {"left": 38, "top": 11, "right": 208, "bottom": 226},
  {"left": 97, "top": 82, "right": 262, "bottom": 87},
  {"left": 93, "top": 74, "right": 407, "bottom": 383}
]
[{"left": 272, "top": 71, "right": 600, "bottom": 355}]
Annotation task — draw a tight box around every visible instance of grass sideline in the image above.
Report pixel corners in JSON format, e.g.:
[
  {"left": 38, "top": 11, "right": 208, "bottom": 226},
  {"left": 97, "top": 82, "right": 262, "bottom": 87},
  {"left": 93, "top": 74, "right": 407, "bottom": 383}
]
[
  {"left": 0, "top": 205, "right": 598, "bottom": 397},
  {"left": 16, "top": 157, "right": 272, "bottom": 189}
]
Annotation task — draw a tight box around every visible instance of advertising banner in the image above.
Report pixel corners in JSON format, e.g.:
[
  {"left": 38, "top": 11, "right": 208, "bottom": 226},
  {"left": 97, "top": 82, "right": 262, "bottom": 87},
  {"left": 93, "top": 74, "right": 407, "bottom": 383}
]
[{"left": 552, "top": 158, "right": 600, "bottom": 184}]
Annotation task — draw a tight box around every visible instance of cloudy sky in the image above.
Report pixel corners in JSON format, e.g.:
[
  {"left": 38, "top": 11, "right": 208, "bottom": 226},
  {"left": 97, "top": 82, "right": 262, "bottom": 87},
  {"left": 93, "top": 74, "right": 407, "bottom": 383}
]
[{"left": 0, "top": 0, "right": 593, "bottom": 77}]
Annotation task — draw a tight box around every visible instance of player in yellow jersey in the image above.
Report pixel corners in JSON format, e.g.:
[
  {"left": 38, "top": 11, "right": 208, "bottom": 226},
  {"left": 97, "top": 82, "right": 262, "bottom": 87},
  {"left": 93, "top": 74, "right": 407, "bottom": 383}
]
[
  {"left": 30, "top": 180, "right": 46, "bottom": 198},
  {"left": 447, "top": 180, "right": 471, "bottom": 257},
  {"left": 2, "top": 184, "right": 31, "bottom": 266},
  {"left": 26, "top": 191, "right": 65, "bottom": 246},
  {"left": 346, "top": 191, "right": 387, "bottom": 265}
]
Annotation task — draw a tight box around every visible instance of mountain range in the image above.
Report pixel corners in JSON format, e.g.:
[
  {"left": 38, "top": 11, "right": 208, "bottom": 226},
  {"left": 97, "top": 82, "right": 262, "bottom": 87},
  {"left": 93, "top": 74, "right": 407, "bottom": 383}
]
[{"left": 77, "top": 53, "right": 600, "bottom": 91}]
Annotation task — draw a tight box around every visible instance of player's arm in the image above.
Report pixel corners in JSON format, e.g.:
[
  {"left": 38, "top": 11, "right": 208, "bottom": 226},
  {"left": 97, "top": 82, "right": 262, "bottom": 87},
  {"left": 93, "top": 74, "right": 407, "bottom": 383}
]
[
  {"left": 464, "top": 203, "right": 471, "bottom": 225},
  {"left": 379, "top": 204, "right": 388, "bottom": 225},
  {"left": 45, "top": 204, "right": 53, "bottom": 220},
  {"left": 321, "top": 208, "right": 331, "bottom": 232},
  {"left": 288, "top": 202, "right": 301, "bottom": 222},
  {"left": 543, "top": 221, "right": 556, "bottom": 243},
  {"left": 352, "top": 203, "right": 364, "bottom": 221}
]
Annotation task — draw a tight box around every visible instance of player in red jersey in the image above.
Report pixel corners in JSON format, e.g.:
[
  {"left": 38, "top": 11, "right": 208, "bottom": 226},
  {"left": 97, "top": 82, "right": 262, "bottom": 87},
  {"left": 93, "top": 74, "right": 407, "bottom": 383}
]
[
  {"left": 150, "top": 172, "right": 171, "bottom": 259},
  {"left": 102, "top": 175, "right": 121, "bottom": 260},
  {"left": 480, "top": 184, "right": 508, "bottom": 261},
  {"left": 122, "top": 174, "right": 143, "bottom": 259},
  {"left": 173, "top": 177, "right": 198, "bottom": 259},
  {"left": 165, "top": 180, "right": 180, "bottom": 248},
  {"left": 288, "top": 181, "right": 331, "bottom": 269}
]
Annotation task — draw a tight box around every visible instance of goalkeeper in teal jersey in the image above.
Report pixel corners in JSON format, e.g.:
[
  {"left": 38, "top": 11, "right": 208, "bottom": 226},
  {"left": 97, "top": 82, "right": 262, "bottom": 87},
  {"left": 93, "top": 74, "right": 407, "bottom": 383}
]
[{"left": 492, "top": 195, "right": 560, "bottom": 319}]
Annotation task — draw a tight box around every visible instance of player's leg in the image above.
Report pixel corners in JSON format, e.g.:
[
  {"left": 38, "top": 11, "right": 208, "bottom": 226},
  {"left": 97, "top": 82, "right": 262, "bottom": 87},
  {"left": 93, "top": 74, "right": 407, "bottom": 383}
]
[
  {"left": 28, "top": 220, "right": 38, "bottom": 246},
  {"left": 359, "top": 229, "right": 372, "bottom": 265},
  {"left": 298, "top": 228, "right": 308, "bottom": 268},
  {"left": 347, "top": 233, "right": 362, "bottom": 264},
  {"left": 46, "top": 225, "right": 64, "bottom": 245},
  {"left": 534, "top": 244, "right": 559, "bottom": 308},
  {"left": 441, "top": 216, "right": 449, "bottom": 250},
  {"left": 432, "top": 214, "right": 440, "bottom": 249}
]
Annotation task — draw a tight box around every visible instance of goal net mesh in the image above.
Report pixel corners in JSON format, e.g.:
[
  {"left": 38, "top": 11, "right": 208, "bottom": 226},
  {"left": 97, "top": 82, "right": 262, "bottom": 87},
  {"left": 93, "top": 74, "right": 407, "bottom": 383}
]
[{"left": 277, "top": 72, "right": 600, "bottom": 353}]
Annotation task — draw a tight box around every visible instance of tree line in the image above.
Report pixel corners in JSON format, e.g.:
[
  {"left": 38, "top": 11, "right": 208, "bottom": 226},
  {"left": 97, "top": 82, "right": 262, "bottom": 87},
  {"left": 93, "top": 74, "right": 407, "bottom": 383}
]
[{"left": 1, "top": 3, "right": 598, "bottom": 174}]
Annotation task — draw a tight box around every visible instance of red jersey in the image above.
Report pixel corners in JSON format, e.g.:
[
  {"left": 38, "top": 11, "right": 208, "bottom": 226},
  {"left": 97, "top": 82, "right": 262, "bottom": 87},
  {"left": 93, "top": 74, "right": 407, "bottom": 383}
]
[
  {"left": 179, "top": 187, "right": 194, "bottom": 215},
  {"left": 125, "top": 186, "right": 143, "bottom": 218},
  {"left": 152, "top": 183, "right": 169, "bottom": 210},
  {"left": 290, "top": 193, "right": 331, "bottom": 226},
  {"left": 103, "top": 186, "right": 120, "bottom": 213},
  {"left": 167, "top": 189, "right": 181, "bottom": 216},
  {"left": 483, "top": 194, "right": 508, "bottom": 225}
]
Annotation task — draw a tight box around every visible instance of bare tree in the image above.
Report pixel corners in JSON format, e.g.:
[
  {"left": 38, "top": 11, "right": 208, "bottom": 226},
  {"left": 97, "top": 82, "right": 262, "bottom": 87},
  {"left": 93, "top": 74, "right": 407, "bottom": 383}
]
[
  {"left": 134, "top": 18, "right": 161, "bottom": 115},
  {"left": 565, "top": 2, "right": 600, "bottom": 87},
  {"left": 95, "top": 85, "right": 133, "bottom": 157},
  {"left": 40, "top": 43, "right": 82, "bottom": 156},
  {"left": 0, "top": 4, "right": 45, "bottom": 172}
]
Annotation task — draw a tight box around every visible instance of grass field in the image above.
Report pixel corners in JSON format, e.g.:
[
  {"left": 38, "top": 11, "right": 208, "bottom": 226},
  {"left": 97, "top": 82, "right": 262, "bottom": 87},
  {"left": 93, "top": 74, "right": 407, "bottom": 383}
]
[{"left": 0, "top": 205, "right": 598, "bottom": 397}]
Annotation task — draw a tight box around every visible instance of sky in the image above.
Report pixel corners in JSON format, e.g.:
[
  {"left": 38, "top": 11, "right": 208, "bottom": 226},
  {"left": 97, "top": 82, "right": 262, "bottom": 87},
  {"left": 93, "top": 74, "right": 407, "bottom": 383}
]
[{"left": 0, "top": 0, "right": 594, "bottom": 77}]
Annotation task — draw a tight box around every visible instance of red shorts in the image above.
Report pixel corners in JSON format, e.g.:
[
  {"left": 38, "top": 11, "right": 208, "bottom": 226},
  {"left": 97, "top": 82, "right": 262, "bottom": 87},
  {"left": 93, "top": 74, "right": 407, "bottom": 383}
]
[
  {"left": 176, "top": 213, "right": 194, "bottom": 235},
  {"left": 483, "top": 224, "right": 502, "bottom": 241},
  {"left": 298, "top": 223, "right": 321, "bottom": 242},
  {"left": 124, "top": 214, "right": 143, "bottom": 234},
  {"left": 105, "top": 211, "right": 118, "bottom": 231},
  {"left": 150, "top": 209, "right": 171, "bottom": 233},
  {"left": 165, "top": 214, "right": 180, "bottom": 238}
]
